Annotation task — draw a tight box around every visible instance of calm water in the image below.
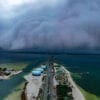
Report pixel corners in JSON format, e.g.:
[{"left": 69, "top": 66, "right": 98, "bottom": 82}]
[
  {"left": 0, "top": 54, "right": 100, "bottom": 99},
  {"left": 56, "top": 55, "right": 100, "bottom": 97},
  {"left": 0, "top": 53, "right": 48, "bottom": 100}
]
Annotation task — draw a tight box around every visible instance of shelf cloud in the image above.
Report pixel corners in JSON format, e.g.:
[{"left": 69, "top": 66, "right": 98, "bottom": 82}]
[{"left": 0, "top": 0, "right": 100, "bottom": 51}]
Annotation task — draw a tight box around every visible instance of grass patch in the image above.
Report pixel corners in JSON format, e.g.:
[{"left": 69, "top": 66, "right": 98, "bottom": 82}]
[
  {"left": 71, "top": 72, "right": 100, "bottom": 100},
  {"left": 78, "top": 85, "right": 100, "bottom": 100},
  {"left": 0, "top": 62, "right": 29, "bottom": 71},
  {"left": 71, "top": 73, "right": 82, "bottom": 79}
]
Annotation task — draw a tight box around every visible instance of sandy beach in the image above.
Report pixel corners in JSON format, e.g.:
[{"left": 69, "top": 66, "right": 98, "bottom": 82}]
[
  {"left": 24, "top": 74, "right": 43, "bottom": 100},
  {"left": 62, "top": 66, "right": 85, "bottom": 100}
]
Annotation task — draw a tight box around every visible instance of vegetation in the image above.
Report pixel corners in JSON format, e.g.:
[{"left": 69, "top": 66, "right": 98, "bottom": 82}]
[
  {"left": 71, "top": 72, "right": 100, "bottom": 100},
  {"left": 71, "top": 73, "right": 82, "bottom": 79},
  {"left": 78, "top": 86, "right": 100, "bottom": 100},
  {"left": 0, "top": 62, "right": 29, "bottom": 71}
]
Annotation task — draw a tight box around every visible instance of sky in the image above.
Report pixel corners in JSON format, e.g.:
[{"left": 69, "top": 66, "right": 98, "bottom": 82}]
[{"left": 0, "top": 0, "right": 100, "bottom": 52}]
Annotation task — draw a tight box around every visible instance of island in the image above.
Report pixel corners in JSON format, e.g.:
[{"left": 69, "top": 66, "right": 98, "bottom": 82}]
[{"left": 23, "top": 62, "right": 85, "bottom": 100}]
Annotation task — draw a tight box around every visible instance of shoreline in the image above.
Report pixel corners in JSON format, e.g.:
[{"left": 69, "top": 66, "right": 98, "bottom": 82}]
[
  {"left": 23, "top": 64, "right": 85, "bottom": 100},
  {"left": 0, "top": 70, "right": 22, "bottom": 80},
  {"left": 24, "top": 73, "right": 43, "bottom": 100},
  {"left": 62, "top": 66, "right": 85, "bottom": 100}
]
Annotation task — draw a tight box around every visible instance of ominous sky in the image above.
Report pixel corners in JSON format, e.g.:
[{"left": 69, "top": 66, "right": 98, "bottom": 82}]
[{"left": 0, "top": 0, "right": 100, "bottom": 52}]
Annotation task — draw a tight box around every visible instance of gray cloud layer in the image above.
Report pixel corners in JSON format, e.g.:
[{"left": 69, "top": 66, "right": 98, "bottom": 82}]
[{"left": 0, "top": 0, "right": 100, "bottom": 51}]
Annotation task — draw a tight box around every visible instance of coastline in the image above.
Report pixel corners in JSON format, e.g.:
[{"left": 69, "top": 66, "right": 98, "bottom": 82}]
[
  {"left": 78, "top": 85, "right": 100, "bottom": 100},
  {"left": 62, "top": 66, "right": 85, "bottom": 100},
  {"left": 23, "top": 64, "right": 85, "bottom": 100},
  {"left": 0, "top": 70, "right": 22, "bottom": 80}
]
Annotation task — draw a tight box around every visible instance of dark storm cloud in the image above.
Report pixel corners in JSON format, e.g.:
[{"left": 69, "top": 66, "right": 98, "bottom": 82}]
[{"left": 0, "top": 0, "right": 100, "bottom": 51}]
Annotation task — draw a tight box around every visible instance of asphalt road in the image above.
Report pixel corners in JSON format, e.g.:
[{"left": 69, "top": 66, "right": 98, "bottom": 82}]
[{"left": 43, "top": 60, "right": 55, "bottom": 100}]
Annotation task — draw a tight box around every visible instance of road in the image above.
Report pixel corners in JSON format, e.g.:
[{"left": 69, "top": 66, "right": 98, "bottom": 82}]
[{"left": 43, "top": 58, "right": 55, "bottom": 100}]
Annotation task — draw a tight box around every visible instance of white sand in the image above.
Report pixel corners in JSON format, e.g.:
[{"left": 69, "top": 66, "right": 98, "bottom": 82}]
[
  {"left": 24, "top": 74, "right": 43, "bottom": 100},
  {"left": 62, "top": 66, "right": 85, "bottom": 100}
]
